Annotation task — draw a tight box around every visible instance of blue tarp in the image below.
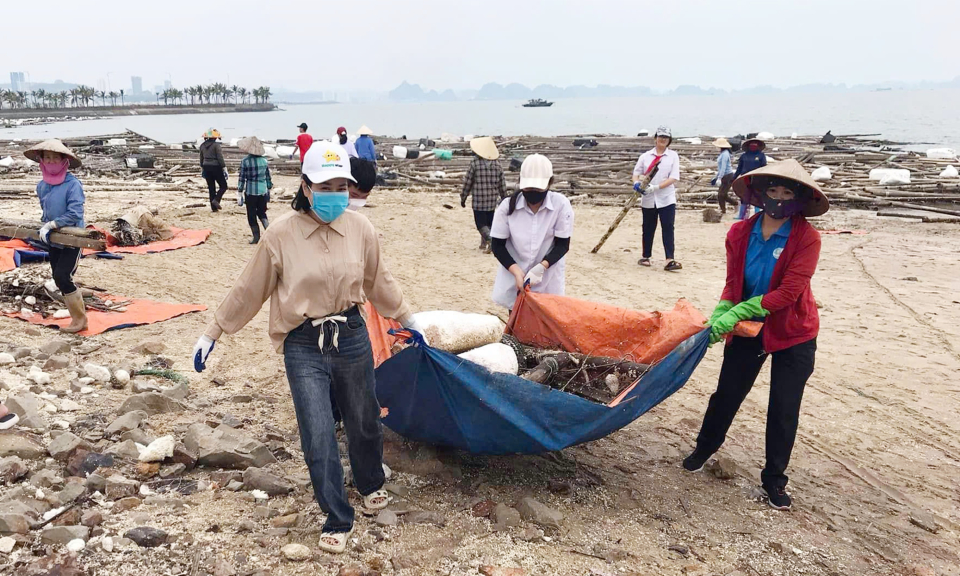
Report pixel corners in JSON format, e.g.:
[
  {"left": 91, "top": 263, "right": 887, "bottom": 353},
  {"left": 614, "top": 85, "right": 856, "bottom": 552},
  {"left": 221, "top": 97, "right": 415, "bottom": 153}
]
[{"left": 375, "top": 329, "right": 710, "bottom": 455}]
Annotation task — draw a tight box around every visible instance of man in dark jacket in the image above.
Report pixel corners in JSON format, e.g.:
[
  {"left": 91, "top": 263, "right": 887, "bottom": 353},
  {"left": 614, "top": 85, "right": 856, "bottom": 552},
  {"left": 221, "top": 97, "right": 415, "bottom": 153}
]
[
  {"left": 200, "top": 128, "right": 227, "bottom": 211},
  {"left": 732, "top": 138, "right": 767, "bottom": 219}
]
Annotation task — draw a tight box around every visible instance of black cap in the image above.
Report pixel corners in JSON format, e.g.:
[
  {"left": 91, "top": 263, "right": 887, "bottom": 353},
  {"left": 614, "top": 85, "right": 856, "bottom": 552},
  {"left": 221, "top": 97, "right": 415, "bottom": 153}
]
[{"left": 297, "top": 123, "right": 308, "bottom": 130}]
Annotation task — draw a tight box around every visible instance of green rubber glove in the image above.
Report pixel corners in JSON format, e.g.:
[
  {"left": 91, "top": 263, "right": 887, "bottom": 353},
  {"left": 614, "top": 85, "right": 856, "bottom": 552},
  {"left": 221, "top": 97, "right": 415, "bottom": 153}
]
[
  {"left": 710, "top": 295, "right": 769, "bottom": 342},
  {"left": 707, "top": 300, "right": 734, "bottom": 326}
]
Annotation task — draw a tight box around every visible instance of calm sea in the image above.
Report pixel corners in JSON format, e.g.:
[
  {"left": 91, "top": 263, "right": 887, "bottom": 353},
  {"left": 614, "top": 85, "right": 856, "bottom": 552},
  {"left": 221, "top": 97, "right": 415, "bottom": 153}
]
[{"left": 3, "top": 89, "right": 959, "bottom": 151}]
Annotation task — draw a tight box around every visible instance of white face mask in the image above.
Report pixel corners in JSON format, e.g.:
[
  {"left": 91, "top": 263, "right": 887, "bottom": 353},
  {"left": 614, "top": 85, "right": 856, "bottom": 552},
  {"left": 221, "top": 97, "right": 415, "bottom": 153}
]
[{"left": 348, "top": 198, "right": 367, "bottom": 210}]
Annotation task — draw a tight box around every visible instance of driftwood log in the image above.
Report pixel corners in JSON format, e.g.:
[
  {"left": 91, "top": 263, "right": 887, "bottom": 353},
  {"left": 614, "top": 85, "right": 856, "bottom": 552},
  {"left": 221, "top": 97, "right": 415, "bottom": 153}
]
[{"left": 0, "top": 219, "right": 107, "bottom": 251}]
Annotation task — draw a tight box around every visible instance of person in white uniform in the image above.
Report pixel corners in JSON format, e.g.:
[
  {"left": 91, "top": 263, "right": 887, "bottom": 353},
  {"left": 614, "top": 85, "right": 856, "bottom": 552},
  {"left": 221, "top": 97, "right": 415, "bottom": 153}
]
[
  {"left": 489, "top": 154, "right": 574, "bottom": 309},
  {"left": 633, "top": 125, "right": 682, "bottom": 272}
]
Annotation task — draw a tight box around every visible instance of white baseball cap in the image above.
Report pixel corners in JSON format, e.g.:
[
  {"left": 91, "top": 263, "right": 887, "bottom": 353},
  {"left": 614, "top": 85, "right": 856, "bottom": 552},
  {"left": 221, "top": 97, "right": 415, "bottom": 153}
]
[
  {"left": 302, "top": 141, "right": 355, "bottom": 184},
  {"left": 518, "top": 154, "right": 553, "bottom": 190}
]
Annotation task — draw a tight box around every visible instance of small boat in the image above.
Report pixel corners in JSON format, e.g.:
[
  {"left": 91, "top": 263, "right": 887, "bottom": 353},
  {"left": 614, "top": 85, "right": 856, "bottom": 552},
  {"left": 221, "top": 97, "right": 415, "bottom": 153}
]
[{"left": 523, "top": 98, "right": 554, "bottom": 108}]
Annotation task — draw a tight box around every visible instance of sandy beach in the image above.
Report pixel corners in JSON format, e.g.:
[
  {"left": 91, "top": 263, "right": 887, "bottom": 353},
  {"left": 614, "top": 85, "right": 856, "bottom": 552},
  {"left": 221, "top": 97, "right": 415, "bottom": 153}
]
[{"left": 0, "top": 169, "right": 957, "bottom": 575}]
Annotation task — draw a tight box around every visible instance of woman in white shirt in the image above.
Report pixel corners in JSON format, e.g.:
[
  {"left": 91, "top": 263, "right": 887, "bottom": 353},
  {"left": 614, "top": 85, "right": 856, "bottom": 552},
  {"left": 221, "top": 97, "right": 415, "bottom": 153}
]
[
  {"left": 632, "top": 125, "right": 682, "bottom": 272},
  {"left": 489, "top": 154, "right": 574, "bottom": 309}
]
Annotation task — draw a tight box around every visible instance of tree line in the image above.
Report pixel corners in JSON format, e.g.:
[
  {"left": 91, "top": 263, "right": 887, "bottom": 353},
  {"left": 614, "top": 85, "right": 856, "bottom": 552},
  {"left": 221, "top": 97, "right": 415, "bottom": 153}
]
[{"left": 0, "top": 84, "right": 272, "bottom": 110}]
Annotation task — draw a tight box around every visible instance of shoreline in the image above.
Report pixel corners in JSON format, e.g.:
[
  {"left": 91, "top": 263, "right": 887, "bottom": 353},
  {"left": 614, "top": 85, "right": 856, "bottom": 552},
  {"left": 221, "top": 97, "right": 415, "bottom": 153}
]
[{"left": 0, "top": 103, "right": 277, "bottom": 122}]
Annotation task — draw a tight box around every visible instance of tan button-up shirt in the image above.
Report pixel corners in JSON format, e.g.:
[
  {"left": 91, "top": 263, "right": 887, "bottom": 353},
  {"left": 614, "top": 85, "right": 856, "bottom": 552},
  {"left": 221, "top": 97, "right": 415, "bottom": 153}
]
[{"left": 204, "top": 209, "right": 411, "bottom": 352}]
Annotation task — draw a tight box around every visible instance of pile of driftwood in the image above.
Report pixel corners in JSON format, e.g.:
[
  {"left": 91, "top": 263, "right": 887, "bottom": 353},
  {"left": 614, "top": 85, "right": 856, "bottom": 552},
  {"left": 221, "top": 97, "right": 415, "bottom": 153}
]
[{"left": 0, "top": 267, "right": 128, "bottom": 316}]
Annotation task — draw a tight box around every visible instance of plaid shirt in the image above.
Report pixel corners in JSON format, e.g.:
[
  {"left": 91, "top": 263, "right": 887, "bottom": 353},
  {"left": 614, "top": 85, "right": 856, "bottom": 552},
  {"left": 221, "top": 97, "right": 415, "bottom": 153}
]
[
  {"left": 238, "top": 155, "right": 273, "bottom": 196},
  {"left": 461, "top": 157, "right": 506, "bottom": 211}
]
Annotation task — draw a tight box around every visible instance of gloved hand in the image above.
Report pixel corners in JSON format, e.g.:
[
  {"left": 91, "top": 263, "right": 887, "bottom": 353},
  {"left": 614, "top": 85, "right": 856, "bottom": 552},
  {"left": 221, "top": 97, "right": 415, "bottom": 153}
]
[
  {"left": 524, "top": 263, "right": 546, "bottom": 287},
  {"left": 223, "top": 168, "right": 229, "bottom": 179},
  {"left": 237, "top": 190, "right": 244, "bottom": 207},
  {"left": 644, "top": 183, "right": 658, "bottom": 195},
  {"left": 400, "top": 315, "right": 430, "bottom": 347},
  {"left": 193, "top": 335, "right": 216, "bottom": 372},
  {"left": 710, "top": 296, "right": 768, "bottom": 343},
  {"left": 38, "top": 221, "right": 58, "bottom": 244},
  {"left": 460, "top": 198, "right": 467, "bottom": 208},
  {"left": 707, "top": 300, "right": 734, "bottom": 326},
  {"left": 710, "top": 176, "right": 718, "bottom": 186},
  {"left": 633, "top": 181, "right": 642, "bottom": 193}
]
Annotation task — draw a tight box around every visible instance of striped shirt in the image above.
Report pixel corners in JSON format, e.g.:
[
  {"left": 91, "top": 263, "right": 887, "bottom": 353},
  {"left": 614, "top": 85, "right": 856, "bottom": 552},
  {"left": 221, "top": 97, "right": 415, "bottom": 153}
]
[{"left": 237, "top": 155, "right": 273, "bottom": 196}]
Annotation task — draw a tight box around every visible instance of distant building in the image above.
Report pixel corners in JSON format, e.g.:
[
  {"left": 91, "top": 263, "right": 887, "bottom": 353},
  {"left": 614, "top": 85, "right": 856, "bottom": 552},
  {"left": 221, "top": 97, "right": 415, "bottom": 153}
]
[
  {"left": 9, "top": 72, "right": 25, "bottom": 92},
  {"left": 164, "top": 80, "right": 172, "bottom": 91},
  {"left": 97, "top": 79, "right": 107, "bottom": 93},
  {"left": 131, "top": 76, "right": 143, "bottom": 93}
]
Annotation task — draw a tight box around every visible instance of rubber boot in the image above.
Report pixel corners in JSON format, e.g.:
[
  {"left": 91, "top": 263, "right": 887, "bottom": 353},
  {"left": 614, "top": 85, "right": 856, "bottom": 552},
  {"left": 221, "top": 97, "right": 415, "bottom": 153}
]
[
  {"left": 479, "top": 226, "right": 490, "bottom": 250},
  {"left": 259, "top": 215, "right": 269, "bottom": 229},
  {"left": 61, "top": 290, "right": 88, "bottom": 334},
  {"left": 249, "top": 226, "right": 260, "bottom": 245}
]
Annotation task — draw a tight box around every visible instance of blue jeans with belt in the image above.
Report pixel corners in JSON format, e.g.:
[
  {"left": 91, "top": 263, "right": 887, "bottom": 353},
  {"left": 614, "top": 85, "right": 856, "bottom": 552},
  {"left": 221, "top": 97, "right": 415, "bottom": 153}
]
[{"left": 283, "top": 308, "right": 385, "bottom": 533}]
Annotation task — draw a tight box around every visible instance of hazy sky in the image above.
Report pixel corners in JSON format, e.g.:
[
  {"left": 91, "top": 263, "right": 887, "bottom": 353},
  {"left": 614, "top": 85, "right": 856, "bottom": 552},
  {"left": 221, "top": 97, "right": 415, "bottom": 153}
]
[{"left": 5, "top": 0, "right": 958, "bottom": 92}]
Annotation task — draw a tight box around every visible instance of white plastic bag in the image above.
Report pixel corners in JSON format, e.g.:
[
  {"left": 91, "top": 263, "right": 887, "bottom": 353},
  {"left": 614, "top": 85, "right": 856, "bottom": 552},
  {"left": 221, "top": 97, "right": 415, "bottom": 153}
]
[
  {"left": 229, "top": 138, "right": 240, "bottom": 147},
  {"left": 939, "top": 165, "right": 959, "bottom": 178},
  {"left": 0, "top": 156, "right": 13, "bottom": 168},
  {"left": 756, "top": 131, "right": 775, "bottom": 140},
  {"left": 393, "top": 146, "right": 407, "bottom": 159},
  {"left": 869, "top": 168, "right": 911, "bottom": 183},
  {"left": 276, "top": 145, "right": 296, "bottom": 158},
  {"left": 879, "top": 172, "right": 911, "bottom": 186},
  {"left": 810, "top": 166, "right": 832, "bottom": 181},
  {"left": 411, "top": 311, "right": 505, "bottom": 354},
  {"left": 926, "top": 148, "right": 957, "bottom": 160},
  {"left": 107, "top": 138, "right": 127, "bottom": 146},
  {"left": 682, "top": 137, "right": 702, "bottom": 145},
  {"left": 263, "top": 146, "right": 280, "bottom": 159},
  {"left": 457, "top": 343, "right": 519, "bottom": 375},
  {"left": 790, "top": 132, "right": 798, "bottom": 139}
]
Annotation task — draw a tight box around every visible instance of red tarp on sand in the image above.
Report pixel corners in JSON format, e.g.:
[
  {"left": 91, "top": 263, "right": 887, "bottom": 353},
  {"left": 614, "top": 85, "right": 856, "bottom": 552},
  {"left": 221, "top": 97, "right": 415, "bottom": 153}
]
[{"left": 3, "top": 293, "right": 206, "bottom": 336}]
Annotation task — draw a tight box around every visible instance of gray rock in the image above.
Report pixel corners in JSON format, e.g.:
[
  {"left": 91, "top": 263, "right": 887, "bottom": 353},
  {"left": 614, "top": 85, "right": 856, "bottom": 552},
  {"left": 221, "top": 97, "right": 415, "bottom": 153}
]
[
  {"left": 4, "top": 392, "right": 47, "bottom": 431},
  {"left": 221, "top": 413, "right": 242, "bottom": 428},
  {"left": 0, "top": 432, "right": 45, "bottom": 459},
  {"left": 73, "top": 342, "right": 102, "bottom": 355},
  {"left": 132, "top": 340, "right": 166, "bottom": 355},
  {"left": 403, "top": 510, "right": 446, "bottom": 526},
  {"left": 40, "top": 340, "right": 72, "bottom": 356},
  {"left": 29, "top": 468, "right": 63, "bottom": 488},
  {"left": 375, "top": 509, "right": 398, "bottom": 527},
  {"left": 57, "top": 482, "right": 87, "bottom": 505},
  {"left": 41, "top": 525, "right": 90, "bottom": 545},
  {"left": 105, "top": 439, "right": 141, "bottom": 460},
  {"left": 183, "top": 424, "right": 277, "bottom": 470},
  {"left": 909, "top": 510, "right": 940, "bottom": 534},
  {"left": 263, "top": 528, "right": 288, "bottom": 537},
  {"left": 253, "top": 506, "right": 279, "bottom": 519},
  {"left": 242, "top": 468, "right": 293, "bottom": 496},
  {"left": 80, "top": 510, "right": 103, "bottom": 527},
  {"left": 0, "top": 513, "right": 30, "bottom": 534},
  {"left": 491, "top": 504, "right": 522, "bottom": 528},
  {"left": 105, "top": 411, "right": 147, "bottom": 435},
  {"left": 12, "top": 347, "right": 34, "bottom": 360},
  {"left": 281, "top": 543, "right": 311, "bottom": 561},
  {"left": 120, "top": 429, "right": 155, "bottom": 446},
  {"left": 237, "top": 520, "right": 256, "bottom": 533},
  {"left": 0, "top": 456, "right": 29, "bottom": 484},
  {"left": 131, "top": 381, "right": 162, "bottom": 394},
  {"left": 85, "top": 473, "right": 107, "bottom": 493},
  {"left": 705, "top": 457, "right": 743, "bottom": 480},
  {"left": 226, "top": 480, "right": 243, "bottom": 491},
  {"left": 159, "top": 463, "right": 187, "bottom": 478},
  {"left": 124, "top": 526, "right": 168, "bottom": 548},
  {"left": 384, "top": 483, "right": 410, "bottom": 498},
  {"left": 161, "top": 382, "right": 190, "bottom": 401},
  {"left": 43, "top": 355, "right": 70, "bottom": 371},
  {"left": 48, "top": 432, "right": 94, "bottom": 462},
  {"left": 118, "top": 392, "right": 186, "bottom": 416},
  {"left": 105, "top": 475, "right": 140, "bottom": 500},
  {"left": 517, "top": 497, "right": 563, "bottom": 530}
]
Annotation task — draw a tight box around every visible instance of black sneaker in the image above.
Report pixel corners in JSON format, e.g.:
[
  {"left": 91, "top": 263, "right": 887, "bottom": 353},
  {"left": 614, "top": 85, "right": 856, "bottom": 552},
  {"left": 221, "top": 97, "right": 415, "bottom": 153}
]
[
  {"left": 762, "top": 484, "right": 792, "bottom": 510},
  {"left": 682, "top": 449, "right": 712, "bottom": 472}
]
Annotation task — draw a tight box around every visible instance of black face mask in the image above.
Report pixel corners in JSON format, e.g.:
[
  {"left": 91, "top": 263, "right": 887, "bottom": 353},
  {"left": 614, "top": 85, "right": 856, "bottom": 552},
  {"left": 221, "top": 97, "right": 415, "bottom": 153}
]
[
  {"left": 522, "top": 190, "right": 547, "bottom": 206},
  {"left": 339, "top": 134, "right": 347, "bottom": 145},
  {"left": 762, "top": 193, "right": 803, "bottom": 220}
]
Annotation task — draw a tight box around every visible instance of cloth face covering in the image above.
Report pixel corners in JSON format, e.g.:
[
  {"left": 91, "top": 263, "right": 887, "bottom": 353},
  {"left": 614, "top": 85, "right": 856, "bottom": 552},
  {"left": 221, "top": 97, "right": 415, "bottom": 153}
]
[
  {"left": 749, "top": 143, "right": 760, "bottom": 152},
  {"left": 311, "top": 191, "right": 349, "bottom": 222},
  {"left": 348, "top": 198, "right": 366, "bottom": 211},
  {"left": 522, "top": 190, "right": 547, "bottom": 206},
  {"left": 762, "top": 192, "right": 804, "bottom": 219},
  {"left": 40, "top": 158, "right": 70, "bottom": 185}
]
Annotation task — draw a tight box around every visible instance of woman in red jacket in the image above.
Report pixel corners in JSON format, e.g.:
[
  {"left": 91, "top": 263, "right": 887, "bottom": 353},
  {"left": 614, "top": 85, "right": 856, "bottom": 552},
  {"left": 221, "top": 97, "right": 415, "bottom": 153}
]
[{"left": 683, "top": 159, "right": 829, "bottom": 511}]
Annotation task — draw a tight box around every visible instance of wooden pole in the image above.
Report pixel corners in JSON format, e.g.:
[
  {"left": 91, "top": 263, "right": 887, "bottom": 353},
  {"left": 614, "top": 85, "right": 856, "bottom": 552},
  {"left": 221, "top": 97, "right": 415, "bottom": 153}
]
[{"left": 0, "top": 220, "right": 107, "bottom": 251}]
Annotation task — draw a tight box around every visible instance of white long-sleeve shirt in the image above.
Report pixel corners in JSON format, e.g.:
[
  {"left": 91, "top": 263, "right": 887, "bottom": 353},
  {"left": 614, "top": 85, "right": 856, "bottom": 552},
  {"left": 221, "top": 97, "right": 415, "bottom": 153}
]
[{"left": 632, "top": 148, "right": 681, "bottom": 209}]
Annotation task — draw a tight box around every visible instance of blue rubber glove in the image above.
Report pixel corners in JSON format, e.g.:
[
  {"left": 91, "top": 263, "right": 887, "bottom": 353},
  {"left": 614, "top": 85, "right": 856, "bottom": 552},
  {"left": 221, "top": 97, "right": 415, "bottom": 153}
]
[
  {"left": 193, "top": 335, "right": 215, "bottom": 372},
  {"left": 633, "top": 181, "right": 642, "bottom": 193}
]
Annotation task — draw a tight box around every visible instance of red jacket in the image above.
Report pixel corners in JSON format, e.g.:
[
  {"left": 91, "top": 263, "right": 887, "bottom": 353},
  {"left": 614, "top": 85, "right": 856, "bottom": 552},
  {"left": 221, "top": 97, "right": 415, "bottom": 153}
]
[{"left": 720, "top": 213, "right": 820, "bottom": 353}]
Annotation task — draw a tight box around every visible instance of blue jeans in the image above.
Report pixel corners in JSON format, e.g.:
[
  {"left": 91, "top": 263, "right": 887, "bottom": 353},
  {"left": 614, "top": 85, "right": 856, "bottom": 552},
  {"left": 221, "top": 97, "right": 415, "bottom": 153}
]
[{"left": 283, "top": 310, "right": 385, "bottom": 533}]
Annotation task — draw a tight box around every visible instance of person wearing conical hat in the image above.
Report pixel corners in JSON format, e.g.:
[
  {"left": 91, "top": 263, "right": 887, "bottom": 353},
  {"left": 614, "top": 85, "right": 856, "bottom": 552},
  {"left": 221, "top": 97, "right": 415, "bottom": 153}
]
[
  {"left": 199, "top": 128, "right": 228, "bottom": 212},
  {"left": 732, "top": 136, "right": 767, "bottom": 220},
  {"left": 683, "top": 159, "right": 830, "bottom": 511},
  {"left": 355, "top": 125, "right": 376, "bottom": 163},
  {"left": 711, "top": 138, "right": 736, "bottom": 214},
  {"left": 460, "top": 137, "right": 506, "bottom": 251},
  {"left": 237, "top": 136, "right": 273, "bottom": 244},
  {"left": 24, "top": 139, "right": 88, "bottom": 334}
]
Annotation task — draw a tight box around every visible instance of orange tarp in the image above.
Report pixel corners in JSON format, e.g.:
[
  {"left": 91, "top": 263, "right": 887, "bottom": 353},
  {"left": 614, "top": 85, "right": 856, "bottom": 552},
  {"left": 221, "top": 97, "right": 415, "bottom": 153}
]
[
  {"left": 364, "top": 301, "right": 402, "bottom": 368},
  {"left": 83, "top": 227, "right": 211, "bottom": 256},
  {"left": 3, "top": 293, "right": 206, "bottom": 336},
  {"left": 0, "top": 239, "right": 32, "bottom": 272}
]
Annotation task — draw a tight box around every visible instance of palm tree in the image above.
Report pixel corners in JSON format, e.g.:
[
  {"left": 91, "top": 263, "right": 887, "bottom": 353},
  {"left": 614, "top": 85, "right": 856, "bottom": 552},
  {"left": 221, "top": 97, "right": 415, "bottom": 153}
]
[
  {"left": 98, "top": 90, "right": 107, "bottom": 106},
  {"left": 0, "top": 89, "right": 6, "bottom": 110},
  {"left": 69, "top": 88, "right": 80, "bottom": 108},
  {"left": 58, "top": 91, "right": 69, "bottom": 108},
  {"left": 160, "top": 89, "right": 171, "bottom": 106},
  {"left": 230, "top": 84, "right": 240, "bottom": 104},
  {"left": 237, "top": 87, "right": 248, "bottom": 104},
  {"left": 120, "top": 89, "right": 124, "bottom": 105},
  {"left": 108, "top": 91, "right": 119, "bottom": 106}
]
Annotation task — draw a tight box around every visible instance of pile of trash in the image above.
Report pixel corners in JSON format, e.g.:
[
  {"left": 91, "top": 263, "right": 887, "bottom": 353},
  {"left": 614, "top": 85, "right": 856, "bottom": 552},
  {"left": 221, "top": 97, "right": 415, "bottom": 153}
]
[
  {"left": 0, "top": 267, "right": 125, "bottom": 317},
  {"left": 111, "top": 207, "right": 173, "bottom": 247}
]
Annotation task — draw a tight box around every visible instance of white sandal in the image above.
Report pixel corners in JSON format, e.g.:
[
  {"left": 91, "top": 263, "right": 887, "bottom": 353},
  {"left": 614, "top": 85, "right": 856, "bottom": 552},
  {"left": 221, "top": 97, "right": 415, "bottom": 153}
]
[
  {"left": 362, "top": 489, "right": 389, "bottom": 510},
  {"left": 318, "top": 527, "right": 353, "bottom": 554}
]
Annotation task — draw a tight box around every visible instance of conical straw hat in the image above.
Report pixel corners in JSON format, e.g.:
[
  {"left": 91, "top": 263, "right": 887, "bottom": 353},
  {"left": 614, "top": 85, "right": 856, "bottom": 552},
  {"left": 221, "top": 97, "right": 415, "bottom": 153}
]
[
  {"left": 732, "top": 159, "right": 830, "bottom": 217},
  {"left": 469, "top": 136, "right": 499, "bottom": 160},
  {"left": 24, "top": 139, "right": 82, "bottom": 169},
  {"left": 357, "top": 125, "right": 374, "bottom": 136},
  {"left": 238, "top": 136, "right": 265, "bottom": 156},
  {"left": 712, "top": 137, "right": 732, "bottom": 148}
]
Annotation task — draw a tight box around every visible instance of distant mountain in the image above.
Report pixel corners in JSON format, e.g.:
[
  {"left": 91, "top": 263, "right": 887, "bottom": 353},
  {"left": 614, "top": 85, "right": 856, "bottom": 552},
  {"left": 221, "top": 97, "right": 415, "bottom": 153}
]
[{"left": 388, "top": 81, "right": 427, "bottom": 101}]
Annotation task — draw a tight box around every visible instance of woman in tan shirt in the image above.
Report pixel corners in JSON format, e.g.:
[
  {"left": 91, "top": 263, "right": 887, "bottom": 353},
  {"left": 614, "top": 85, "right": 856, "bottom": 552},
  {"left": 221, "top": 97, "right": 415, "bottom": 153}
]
[{"left": 192, "top": 141, "right": 426, "bottom": 554}]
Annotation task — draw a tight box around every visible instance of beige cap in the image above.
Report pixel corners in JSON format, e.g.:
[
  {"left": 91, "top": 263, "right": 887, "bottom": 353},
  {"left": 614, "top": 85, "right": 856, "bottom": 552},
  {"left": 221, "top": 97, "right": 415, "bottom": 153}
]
[
  {"left": 469, "top": 136, "right": 499, "bottom": 160},
  {"left": 24, "top": 139, "right": 82, "bottom": 169},
  {"left": 519, "top": 154, "right": 553, "bottom": 190},
  {"left": 356, "top": 125, "right": 374, "bottom": 136},
  {"left": 238, "top": 136, "right": 265, "bottom": 156},
  {"left": 732, "top": 159, "right": 830, "bottom": 217}
]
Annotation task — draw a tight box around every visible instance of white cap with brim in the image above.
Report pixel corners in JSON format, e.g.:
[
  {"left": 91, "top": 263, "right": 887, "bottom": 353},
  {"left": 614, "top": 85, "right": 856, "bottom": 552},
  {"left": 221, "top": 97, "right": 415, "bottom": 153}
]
[
  {"left": 519, "top": 154, "right": 553, "bottom": 190},
  {"left": 302, "top": 141, "right": 356, "bottom": 184}
]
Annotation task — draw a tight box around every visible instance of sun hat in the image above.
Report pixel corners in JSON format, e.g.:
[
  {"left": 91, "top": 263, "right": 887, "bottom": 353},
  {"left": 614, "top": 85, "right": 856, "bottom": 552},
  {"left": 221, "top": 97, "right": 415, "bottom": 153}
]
[
  {"left": 238, "top": 136, "right": 265, "bottom": 156},
  {"left": 336, "top": 126, "right": 347, "bottom": 135},
  {"left": 712, "top": 137, "right": 732, "bottom": 149},
  {"left": 357, "top": 125, "right": 374, "bottom": 136},
  {"left": 742, "top": 137, "right": 766, "bottom": 151},
  {"left": 302, "top": 141, "right": 356, "bottom": 184},
  {"left": 655, "top": 126, "right": 672, "bottom": 138},
  {"left": 518, "top": 154, "right": 553, "bottom": 190},
  {"left": 203, "top": 128, "right": 221, "bottom": 140},
  {"left": 24, "top": 139, "right": 82, "bottom": 169},
  {"left": 469, "top": 136, "right": 499, "bottom": 160},
  {"left": 732, "top": 159, "right": 830, "bottom": 217},
  {"left": 297, "top": 123, "right": 308, "bottom": 130}
]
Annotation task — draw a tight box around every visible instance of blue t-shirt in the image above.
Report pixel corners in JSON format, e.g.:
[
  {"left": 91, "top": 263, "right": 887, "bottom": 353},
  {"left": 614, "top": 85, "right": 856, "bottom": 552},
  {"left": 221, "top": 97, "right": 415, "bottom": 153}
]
[{"left": 743, "top": 217, "right": 792, "bottom": 301}]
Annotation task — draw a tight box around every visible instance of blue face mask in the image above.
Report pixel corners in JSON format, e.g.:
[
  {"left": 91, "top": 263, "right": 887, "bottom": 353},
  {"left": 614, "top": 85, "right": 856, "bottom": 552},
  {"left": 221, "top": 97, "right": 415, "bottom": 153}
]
[{"left": 310, "top": 191, "right": 349, "bottom": 223}]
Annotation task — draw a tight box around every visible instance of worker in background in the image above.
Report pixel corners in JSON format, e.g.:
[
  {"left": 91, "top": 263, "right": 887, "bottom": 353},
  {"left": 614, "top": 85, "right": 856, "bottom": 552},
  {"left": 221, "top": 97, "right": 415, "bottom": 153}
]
[
  {"left": 732, "top": 137, "right": 768, "bottom": 219},
  {"left": 712, "top": 138, "right": 737, "bottom": 214},
  {"left": 337, "top": 127, "right": 358, "bottom": 158},
  {"left": 347, "top": 157, "right": 377, "bottom": 210},
  {"left": 292, "top": 123, "right": 313, "bottom": 166},
  {"left": 489, "top": 154, "right": 573, "bottom": 310},
  {"left": 633, "top": 125, "right": 682, "bottom": 272},
  {"left": 199, "top": 128, "right": 227, "bottom": 211},
  {"left": 684, "top": 159, "right": 829, "bottom": 511},
  {"left": 192, "top": 142, "right": 427, "bottom": 555},
  {"left": 355, "top": 126, "right": 376, "bottom": 164},
  {"left": 236, "top": 136, "right": 273, "bottom": 244},
  {"left": 460, "top": 136, "right": 506, "bottom": 251},
  {"left": 25, "top": 139, "right": 87, "bottom": 333}
]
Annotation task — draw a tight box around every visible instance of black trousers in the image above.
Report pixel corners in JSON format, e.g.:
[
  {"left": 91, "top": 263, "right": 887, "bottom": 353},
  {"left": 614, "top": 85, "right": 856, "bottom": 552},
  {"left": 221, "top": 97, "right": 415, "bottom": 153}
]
[
  {"left": 473, "top": 209, "right": 495, "bottom": 232},
  {"left": 202, "top": 165, "right": 227, "bottom": 209},
  {"left": 245, "top": 194, "right": 268, "bottom": 236},
  {"left": 641, "top": 204, "right": 676, "bottom": 260},
  {"left": 48, "top": 245, "right": 81, "bottom": 295},
  {"left": 717, "top": 173, "right": 737, "bottom": 213},
  {"left": 694, "top": 335, "right": 817, "bottom": 489}
]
